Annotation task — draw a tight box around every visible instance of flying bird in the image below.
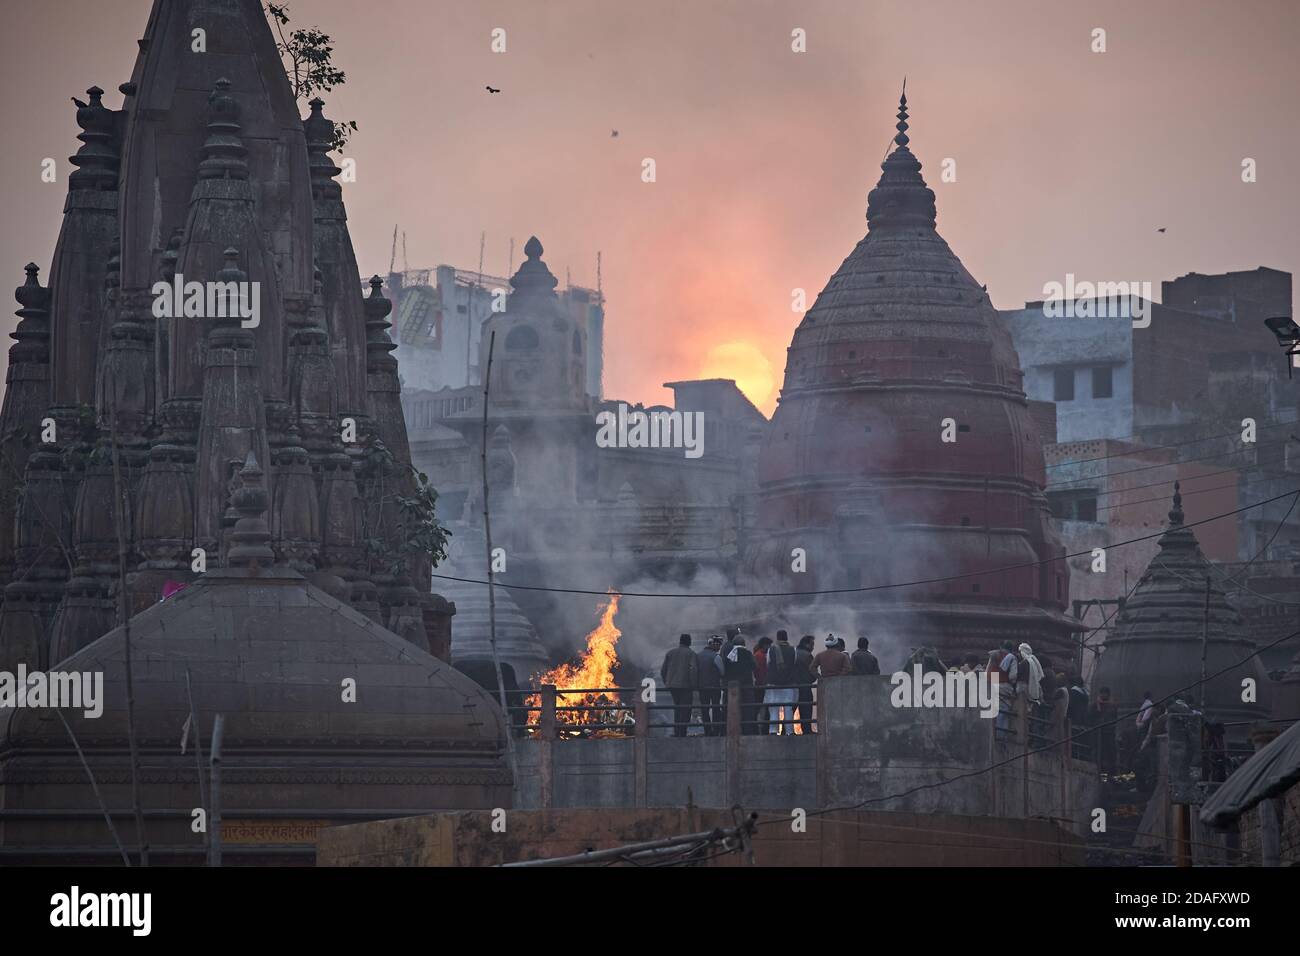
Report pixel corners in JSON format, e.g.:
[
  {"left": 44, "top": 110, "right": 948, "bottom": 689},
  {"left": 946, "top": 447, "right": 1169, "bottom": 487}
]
[
  {"left": 486, "top": 85, "right": 500, "bottom": 94},
  {"left": 611, "top": 129, "right": 619, "bottom": 138},
  {"left": 1157, "top": 227, "right": 1167, "bottom": 233}
]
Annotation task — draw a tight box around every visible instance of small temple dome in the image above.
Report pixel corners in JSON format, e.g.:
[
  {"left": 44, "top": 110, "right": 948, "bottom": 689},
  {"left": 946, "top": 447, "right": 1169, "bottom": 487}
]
[{"left": 1092, "top": 484, "right": 1270, "bottom": 735}]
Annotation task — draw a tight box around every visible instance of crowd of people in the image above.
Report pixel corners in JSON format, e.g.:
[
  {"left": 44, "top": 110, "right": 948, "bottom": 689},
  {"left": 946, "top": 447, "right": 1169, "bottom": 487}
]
[
  {"left": 659, "top": 630, "right": 882, "bottom": 736},
  {"left": 981, "top": 642, "right": 1171, "bottom": 779},
  {"left": 654, "top": 632, "right": 1234, "bottom": 792}
]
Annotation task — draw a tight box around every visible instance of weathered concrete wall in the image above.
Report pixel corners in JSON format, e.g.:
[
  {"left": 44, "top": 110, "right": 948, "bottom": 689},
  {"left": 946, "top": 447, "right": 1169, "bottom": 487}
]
[
  {"left": 514, "top": 677, "right": 1096, "bottom": 836},
  {"left": 1002, "top": 304, "right": 1134, "bottom": 443},
  {"left": 317, "top": 806, "right": 1085, "bottom": 867}
]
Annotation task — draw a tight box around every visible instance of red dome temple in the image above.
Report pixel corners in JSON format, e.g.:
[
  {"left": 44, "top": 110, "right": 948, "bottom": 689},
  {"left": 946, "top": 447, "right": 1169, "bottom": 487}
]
[{"left": 745, "top": 91, "right": 1080, "bottom": 666}]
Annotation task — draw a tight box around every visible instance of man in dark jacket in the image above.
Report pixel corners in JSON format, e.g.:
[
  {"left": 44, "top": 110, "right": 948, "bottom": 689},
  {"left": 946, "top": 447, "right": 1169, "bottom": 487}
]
[
  {"left": 660, "top": 633, "right": 699, "bottom": 737},
  {"left": 765, "top": 630, "right": 799, "bottom": 734},
  {"left": 696, "top": 635, "right": 724, "bottom": 736},
  {"left": 721, "top": 634, "right": 757, "bottom": 734},
  {"left": 851, "top": 637, "right": 880, "bottom": 675}
]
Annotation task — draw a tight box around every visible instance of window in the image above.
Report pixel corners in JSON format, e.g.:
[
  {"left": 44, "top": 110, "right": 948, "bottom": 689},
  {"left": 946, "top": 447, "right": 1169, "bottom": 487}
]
[
  {"left": 1092, "top": 366, "right": 1113, "bottom": 399},
  {"left": 1053, "top": 367, "right": 1075, "bottom": 401},
  {"left": 1047, "top": 489, "right": 1100, "bottom": 522}
]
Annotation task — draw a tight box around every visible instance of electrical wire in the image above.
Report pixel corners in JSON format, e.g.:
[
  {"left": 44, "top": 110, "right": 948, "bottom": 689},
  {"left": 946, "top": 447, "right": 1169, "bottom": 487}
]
[{"left": 1095, "top": 467, "right": 1294, "bottom": 513}]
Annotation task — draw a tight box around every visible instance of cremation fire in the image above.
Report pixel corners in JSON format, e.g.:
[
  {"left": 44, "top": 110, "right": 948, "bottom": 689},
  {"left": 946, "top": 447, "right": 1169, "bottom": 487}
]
[{"left": 528, "top": 592, "right": 628, "bottom": 736}]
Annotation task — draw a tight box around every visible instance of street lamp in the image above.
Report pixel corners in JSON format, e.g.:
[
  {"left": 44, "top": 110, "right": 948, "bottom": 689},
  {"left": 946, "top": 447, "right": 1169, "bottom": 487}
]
[{"left": 1265, "top": 315, "right": 1300, "bottom": 378}]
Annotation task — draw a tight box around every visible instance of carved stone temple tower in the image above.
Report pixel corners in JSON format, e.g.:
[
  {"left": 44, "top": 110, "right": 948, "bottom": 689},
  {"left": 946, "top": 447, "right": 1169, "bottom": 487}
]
[{"left": 0, "top": 0, "right": 507, "bottom": 863}]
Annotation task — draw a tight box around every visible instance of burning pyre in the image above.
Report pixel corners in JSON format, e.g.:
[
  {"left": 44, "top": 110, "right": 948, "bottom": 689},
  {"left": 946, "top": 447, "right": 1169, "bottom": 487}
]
[{"left": 528, "top": 592, "right": 631, "bottom": 737}]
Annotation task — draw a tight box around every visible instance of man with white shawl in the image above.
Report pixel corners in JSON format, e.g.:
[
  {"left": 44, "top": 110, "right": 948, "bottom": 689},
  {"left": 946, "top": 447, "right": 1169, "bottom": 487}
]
[{"left": 1019, "top": 642, "right": 1045, "bottom": 706}]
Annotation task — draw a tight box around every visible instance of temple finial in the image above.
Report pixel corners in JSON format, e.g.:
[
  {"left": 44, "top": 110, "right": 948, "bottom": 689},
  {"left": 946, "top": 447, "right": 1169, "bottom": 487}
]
[
  {"left": 226, "top": 451, "right": 276, "bottom": 568},
  {"left": 1168, "top": 481, "right": 1184, "bottom": 527},
  {"left": 510, "top": 235, "right": 558, "bottom": 295},
  {"left": 894, "top": 79, "right": 909, "bottom": 148}
]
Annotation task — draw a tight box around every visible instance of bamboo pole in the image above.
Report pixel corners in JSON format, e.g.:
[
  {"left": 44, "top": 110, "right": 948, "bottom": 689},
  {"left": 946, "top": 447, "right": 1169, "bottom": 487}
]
[{"left": 55, "top": 708, "right": 131, "bottom": 866}]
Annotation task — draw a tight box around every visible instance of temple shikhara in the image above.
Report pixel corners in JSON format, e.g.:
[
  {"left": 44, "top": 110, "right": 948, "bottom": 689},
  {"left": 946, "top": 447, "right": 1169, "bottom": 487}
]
[{"left": 0, "top": 0, "right": 508, "bottom": 863}]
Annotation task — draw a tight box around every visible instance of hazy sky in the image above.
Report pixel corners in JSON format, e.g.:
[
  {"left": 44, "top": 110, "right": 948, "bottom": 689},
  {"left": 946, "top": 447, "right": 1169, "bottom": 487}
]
[{"left": 3, "top": 0, "right": 1297, "bottom": 413}]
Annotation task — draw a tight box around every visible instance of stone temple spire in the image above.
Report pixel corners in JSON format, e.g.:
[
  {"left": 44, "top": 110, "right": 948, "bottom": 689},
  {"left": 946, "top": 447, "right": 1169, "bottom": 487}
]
[
  {"left": 197, "top": 77, "right": 250, "bottom": 181},
  {"left": 193, "top": 246, "right": 272, "bottom": 559},
  {"left": 169, "top": 76, "right": 284, "bottom": 402},
  {"left": 1169, "top": 480, "right": 1185, "bottom": 527},
  {"left": 894, "top": 81, "right": 909, "bottom": 147},
  {"left": 68, "top": 86, "right": 119, "bottom": 192},
  {"left": 480, "top": 234, "right": 588, "bottom": 416},
  {"left": 0, "top": 266, "right": 53, "bottom": 629},
  {"left": 866, "top": 85, "right": 936, "bottom": 231},
  {"left": 49, "top": 86, "right": 121, "bottom": 409},
  {"left": 226, "top": 452, "right": 275, "bottom": 569},
  {"left": 304, "top": 98, "right": 342, "bottom": 201},
  {"left": 510, "top": 236, "right": 560, "bottom": 300},
  {"left": 305, "top": 96, "right": 368, "bottom": 423}
]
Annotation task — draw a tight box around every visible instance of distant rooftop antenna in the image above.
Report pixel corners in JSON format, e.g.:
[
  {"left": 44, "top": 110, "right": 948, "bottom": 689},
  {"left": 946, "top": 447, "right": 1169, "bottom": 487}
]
[
  {"left": 596, "top": 250, "right": 603, "bottom": 299},
  {"left": 508, "top": 237, "right": 515, "bottom": 276},
  {"left": 469, "top": 231, "right": 486, "bottom": 375},
  {"left": 388, "top": 224, "right": 398, "bottom": 274}
]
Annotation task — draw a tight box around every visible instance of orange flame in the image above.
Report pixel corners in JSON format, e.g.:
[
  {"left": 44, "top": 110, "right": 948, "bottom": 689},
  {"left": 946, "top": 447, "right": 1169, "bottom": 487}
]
[{"left": 528, "top": 592, "right": 625, "bottom": 733}]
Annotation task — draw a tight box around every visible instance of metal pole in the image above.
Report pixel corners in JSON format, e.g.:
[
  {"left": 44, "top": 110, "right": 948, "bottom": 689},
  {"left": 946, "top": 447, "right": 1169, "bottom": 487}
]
[
  {"left": 208, "top": 713, "right": 224, "bottom": 867},
  {"left": 480, "top": 330, "right": 517, "bottom": 790},
  {"left": 1072, "top": 600, "right": 1084, "bottom": 677},
  {"left": 1200, "top": 575, "right": 1210, "bottom": 712}
]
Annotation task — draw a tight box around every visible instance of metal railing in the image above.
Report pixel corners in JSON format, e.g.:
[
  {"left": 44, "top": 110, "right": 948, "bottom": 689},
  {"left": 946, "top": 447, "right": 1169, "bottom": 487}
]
[{"left": 508, "top": 682, "right": 817, "bottom": 738}]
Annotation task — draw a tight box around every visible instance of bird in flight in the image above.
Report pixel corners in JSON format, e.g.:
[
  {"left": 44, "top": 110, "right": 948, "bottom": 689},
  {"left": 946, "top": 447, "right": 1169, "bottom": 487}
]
[
  {"left": 611, "top": 129, "right": 619, "bottom": 138},
  {"left": 1157, "top": 227, "right": 1167, "bottom": 233},
  {"left": 486, "top": 85, "right": 500, "bottom": 94}
]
